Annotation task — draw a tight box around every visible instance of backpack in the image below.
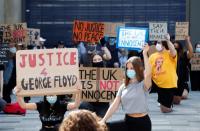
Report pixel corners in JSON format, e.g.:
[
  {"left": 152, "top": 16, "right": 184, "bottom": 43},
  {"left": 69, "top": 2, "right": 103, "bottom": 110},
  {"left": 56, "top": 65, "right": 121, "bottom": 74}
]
[{"left": 3, "top": 102, "right": 26, "bottom": 115}]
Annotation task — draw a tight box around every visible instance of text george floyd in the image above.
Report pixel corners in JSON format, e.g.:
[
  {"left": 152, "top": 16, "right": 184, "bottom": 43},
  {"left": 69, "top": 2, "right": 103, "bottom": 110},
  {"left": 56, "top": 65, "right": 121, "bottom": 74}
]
[{"left": 21, "top": 75, "right": 77, "bottom": 90}]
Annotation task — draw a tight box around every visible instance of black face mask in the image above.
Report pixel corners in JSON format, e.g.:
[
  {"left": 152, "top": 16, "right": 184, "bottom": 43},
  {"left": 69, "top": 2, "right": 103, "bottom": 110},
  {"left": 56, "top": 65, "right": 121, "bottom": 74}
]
[{"left": 92, "top": 61, "right": 104, "bottom": 67}]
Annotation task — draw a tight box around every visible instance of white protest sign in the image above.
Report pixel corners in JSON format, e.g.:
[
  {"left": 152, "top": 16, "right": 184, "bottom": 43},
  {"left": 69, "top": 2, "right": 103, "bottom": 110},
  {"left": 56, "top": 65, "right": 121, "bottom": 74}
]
[
  {"left": 117, "top": 27, "right": 148, "bottom": 50},
  {"left": 16, "top": 48, "right": 79, "bottom": 96},
  {"left": 27, "top": 28, "right": 40, "bottom": 45},
  {"left": 149, "top": 22, "right": 167, "bottom": 41},
  {"left": 175, "top": 22, "right": 189, "bottom": 40}
]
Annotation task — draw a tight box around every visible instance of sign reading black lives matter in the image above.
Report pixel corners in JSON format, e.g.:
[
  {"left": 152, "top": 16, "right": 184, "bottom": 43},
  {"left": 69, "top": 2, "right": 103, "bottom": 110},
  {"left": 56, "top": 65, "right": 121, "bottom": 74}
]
[
  {"left": 16, "top": 48, "right": 79, "bottom": 96},
  {"left": 79, "top": 67, "right": 124, "bottom": 102}
]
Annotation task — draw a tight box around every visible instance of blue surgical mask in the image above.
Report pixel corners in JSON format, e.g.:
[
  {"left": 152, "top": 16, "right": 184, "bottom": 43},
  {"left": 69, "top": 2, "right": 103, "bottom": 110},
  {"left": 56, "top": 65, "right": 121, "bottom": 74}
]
[
  {"left": 126, "top": 70, "right": 136, "bottom": 79},
  {"left": 196, "top": 48, "right": 200, "bottom": 53},
  {"left": 9, "top": 47, "right": 17, "bottom": 53},
  {"left": 46, "top": 96, "right": 57, "bottom": 105}
]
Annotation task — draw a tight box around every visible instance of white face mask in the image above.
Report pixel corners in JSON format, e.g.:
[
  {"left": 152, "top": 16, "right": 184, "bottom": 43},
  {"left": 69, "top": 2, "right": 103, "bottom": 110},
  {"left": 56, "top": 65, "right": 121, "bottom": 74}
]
[
  {"left": 9, "top": 47, "right": 17, "bottom": 53},
  {"left": 196, "top": 48, "right": 200, "bottom": 53},
  {"left": 156, "top": 44, "right": 163, "bottom": 52}
]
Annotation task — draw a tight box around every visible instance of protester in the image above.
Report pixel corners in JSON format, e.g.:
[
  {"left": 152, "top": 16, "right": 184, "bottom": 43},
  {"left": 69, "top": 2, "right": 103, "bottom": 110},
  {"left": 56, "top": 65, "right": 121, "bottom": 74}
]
[
  {"left": 59, "top": 110, "right": 108, "bottom": 131},
  {"left": 118, "top": 48, "right": 128, "bottom": 68},
  {"left": 173, "top": 36, "right": 193, "bottom": 102},
  {"left": 0, "top": 97, "right": 7, "bottom": 112},
  {"left": 57, "top": 41, "right": 65, "bottom": 48},
  {"left": 15, "top": 85, "right": 81, "bottom": 131},
  {"left": 190, "top": 42, "right": 200, "bottom": 91},
  {"left": 79, "top": 50, "right": 111, "bottom": 117},
  {"left": 106, "top": 37, "right": 119, "bottom": 68},
  {"left": 100, "top": 45, "right": 152, "bottom": 131},
  {"left": 35, "top": 37, "right": 46, "bottom": 49},
  {"left": 3, "top": 42, "right": 16, "bottom": 103},
  {"left": 149, "top": 33, "right": 177, "bottom": 113}
]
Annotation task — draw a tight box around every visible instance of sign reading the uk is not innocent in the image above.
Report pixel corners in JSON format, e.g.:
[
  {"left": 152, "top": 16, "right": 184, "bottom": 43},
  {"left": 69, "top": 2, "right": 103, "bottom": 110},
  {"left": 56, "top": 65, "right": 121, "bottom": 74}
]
[{"left": 16, "top": 48, "right": 79, "bottom": 96}]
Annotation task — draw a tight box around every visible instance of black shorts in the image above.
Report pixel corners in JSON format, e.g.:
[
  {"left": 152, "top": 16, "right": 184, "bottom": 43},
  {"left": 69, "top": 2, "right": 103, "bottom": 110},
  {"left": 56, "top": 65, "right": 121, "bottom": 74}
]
[
  {"left": 157, "top": 88, "right": 176, "bottom": 108},
  {"left": 174, "top": 82, "right": 189, "bottom": 96}
]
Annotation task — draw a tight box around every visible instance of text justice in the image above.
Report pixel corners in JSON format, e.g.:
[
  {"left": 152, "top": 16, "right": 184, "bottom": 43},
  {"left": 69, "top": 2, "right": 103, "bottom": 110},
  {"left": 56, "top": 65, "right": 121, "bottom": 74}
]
[{"left": 19, "top": 51, "right": 77, "bottom": 68}]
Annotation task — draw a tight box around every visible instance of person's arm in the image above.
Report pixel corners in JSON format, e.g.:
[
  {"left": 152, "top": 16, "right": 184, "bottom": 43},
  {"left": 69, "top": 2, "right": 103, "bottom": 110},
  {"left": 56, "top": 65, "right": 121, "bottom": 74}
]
[
  {"left": 101, "top": 96, "right": 121, "bottom": 122},
  {"left": 14, "top": 87, "right": 37, "bottom": 110},
  {"left": 165, "top": 33, "right": 177, "bottom": 58},
  {"left": 143, "top": 45, "right": 152, "bottom": 91},
  {"left": 102, "top": 46, "right": 112, "bottom": 60},
  {"left": 67, "top": 84, "right": 81, "bottom": 110},
  {"left": 185, "top": 36, "right": 193, "bottom": 59}
]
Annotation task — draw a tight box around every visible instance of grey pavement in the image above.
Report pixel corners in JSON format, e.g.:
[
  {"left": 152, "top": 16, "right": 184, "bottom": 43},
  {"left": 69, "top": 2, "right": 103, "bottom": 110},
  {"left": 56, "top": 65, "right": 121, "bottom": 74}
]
[{"left": 1, "top": 92, "right": 200, "bottom": 131}]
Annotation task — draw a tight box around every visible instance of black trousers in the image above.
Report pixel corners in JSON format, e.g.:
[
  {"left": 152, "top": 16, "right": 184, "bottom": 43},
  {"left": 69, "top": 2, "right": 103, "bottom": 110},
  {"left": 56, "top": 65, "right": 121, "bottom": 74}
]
[{"left": 107, "top": 114, "right": 151, "bottom": 131}]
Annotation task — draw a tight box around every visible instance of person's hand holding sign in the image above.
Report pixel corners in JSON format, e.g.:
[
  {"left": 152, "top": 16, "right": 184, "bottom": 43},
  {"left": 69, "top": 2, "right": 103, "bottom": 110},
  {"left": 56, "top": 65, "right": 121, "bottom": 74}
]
[
  {"left": 143, "top": 43, "right": 150, "bottom": 56},
  {"left": 164, "top": 33, "right": 170, "bottom": 41}
]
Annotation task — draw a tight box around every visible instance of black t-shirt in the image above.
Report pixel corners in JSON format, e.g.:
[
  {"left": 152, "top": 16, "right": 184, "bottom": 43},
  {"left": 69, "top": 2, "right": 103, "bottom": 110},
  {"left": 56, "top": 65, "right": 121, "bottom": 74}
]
[
  {"left": 36, "top": 101, "right": 68, "bottom": 127},
  {"left": 0, "top": 65, "right": 4, "bottom": 71},
  {"left": 177, "top": 52, "right": 190, "bottom": 83}
]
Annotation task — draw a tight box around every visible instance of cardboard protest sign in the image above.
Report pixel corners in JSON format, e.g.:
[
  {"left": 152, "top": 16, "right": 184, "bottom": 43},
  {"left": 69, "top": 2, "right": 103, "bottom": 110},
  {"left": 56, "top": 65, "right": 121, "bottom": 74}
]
[
  {"left": 0, "top": 24, "right": 12, "bottom": 43},
  {"left": 104, "top": 22, "right": 125, "bottom": 37},
  {"left": 27, "top": 28, "right": 40, "bottom": 45},
  {"left": 0, "top": 44, "right": 9, "bottom": 64},
  {"left": 16, "top": 48, "right": 79, "bottom": 96},
  {"left": 149, "top": 22, "right": 167, "bottom": 41},
  {"left": 175, "top": 22, "right": 189, "bottom": 40},
  {"left": 0, "top": 23, "right": 28, "bottom": 45},
  {"left": 0, "top": 71, "right": 3, "bottom": 97},
  {"left": 73, "top": 20, "right": 105, "bottom": 43},
  {"left": 79, "top": 67, "right": 124, "bottom": 102},
  {"left": 191, "top": 53, "right": 200, "bottom": 71},
  {"left": 117, "top": 27, "right": 148, "bottom": 50}
]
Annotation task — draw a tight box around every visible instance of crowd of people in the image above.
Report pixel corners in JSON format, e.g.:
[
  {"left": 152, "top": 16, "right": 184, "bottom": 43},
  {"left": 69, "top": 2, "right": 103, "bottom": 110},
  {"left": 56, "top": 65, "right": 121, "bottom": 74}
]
[{"left": 0, "top": 33, "right": 200, "bottom": 131}]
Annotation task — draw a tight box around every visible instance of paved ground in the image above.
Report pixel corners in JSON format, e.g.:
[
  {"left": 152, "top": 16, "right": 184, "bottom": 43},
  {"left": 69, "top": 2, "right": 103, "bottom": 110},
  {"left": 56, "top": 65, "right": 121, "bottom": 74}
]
[{"left": 1, "top": 92, "right": 200, "bottom": 131}]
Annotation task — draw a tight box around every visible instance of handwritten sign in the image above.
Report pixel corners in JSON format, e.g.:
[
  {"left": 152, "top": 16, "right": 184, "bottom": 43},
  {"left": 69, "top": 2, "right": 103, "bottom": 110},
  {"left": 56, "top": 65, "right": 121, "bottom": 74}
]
[
  {"left": 0, "top": 23, "right": 28, "bottom": 45},
  {"left": 0, "top": 24, "right": 12, "bottom": 43},
  {"left": 0, "top": 43, "right": 9, "bottom": 64},
  {"left": 27, "top": 28, "right": 40, "bottom": 45},
  {"left": 16, "top": 48, "right": 79, "bottom": 96},
  {"left": 175, "top": 22, "right": 189, "bottom": 40},
  {"left": 104, "top": 22, "right": 125, "bottom": 37},
  {"left": 79, "top": 67, "right": 124, "bottom": 102},
  {"left": 149, "top": 22, "right": 167, "bottom": 41},
  {"left": 117, "top": 27, "right": 148, "bottom": 50},
  {"left": 72, "top": 20, "right": 105, "bottom": 43},
  {"left": 191, "top": 53, "right": 200, "bottom": 71}
]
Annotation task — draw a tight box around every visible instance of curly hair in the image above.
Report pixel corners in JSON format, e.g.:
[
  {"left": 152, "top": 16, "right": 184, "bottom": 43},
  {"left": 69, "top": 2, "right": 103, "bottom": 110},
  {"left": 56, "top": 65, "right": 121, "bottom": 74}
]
[{"left": 59, "top": 110, "right": 108, "bottom": 131}]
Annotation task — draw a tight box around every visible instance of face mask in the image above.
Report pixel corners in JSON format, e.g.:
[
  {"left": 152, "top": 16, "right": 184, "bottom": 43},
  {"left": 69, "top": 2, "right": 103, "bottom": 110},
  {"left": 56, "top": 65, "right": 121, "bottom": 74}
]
[
  {"left": 46, "top": 96, "right": 57, "bottom": 105},
  {"left": 9, "top": 47, "right": 17, "bottom": 53},
  {"left": 92, "top": 61, "right": 104, "bottom": 67},
  {"left": 156, "top": 44, "right": 163, "bottom": 52},
  {"left": 126, "top": 70, "right": 136, "bottom": 79},
  {"left": 196, "top": 48, "right": 200, "bottom": 53}
]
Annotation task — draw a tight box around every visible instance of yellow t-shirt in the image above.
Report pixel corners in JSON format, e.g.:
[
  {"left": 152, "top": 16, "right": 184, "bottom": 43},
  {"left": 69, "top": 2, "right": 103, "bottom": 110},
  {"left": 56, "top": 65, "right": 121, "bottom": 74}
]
[{"left": 149, "top": 50, "right": 178, "bottom": 88}]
